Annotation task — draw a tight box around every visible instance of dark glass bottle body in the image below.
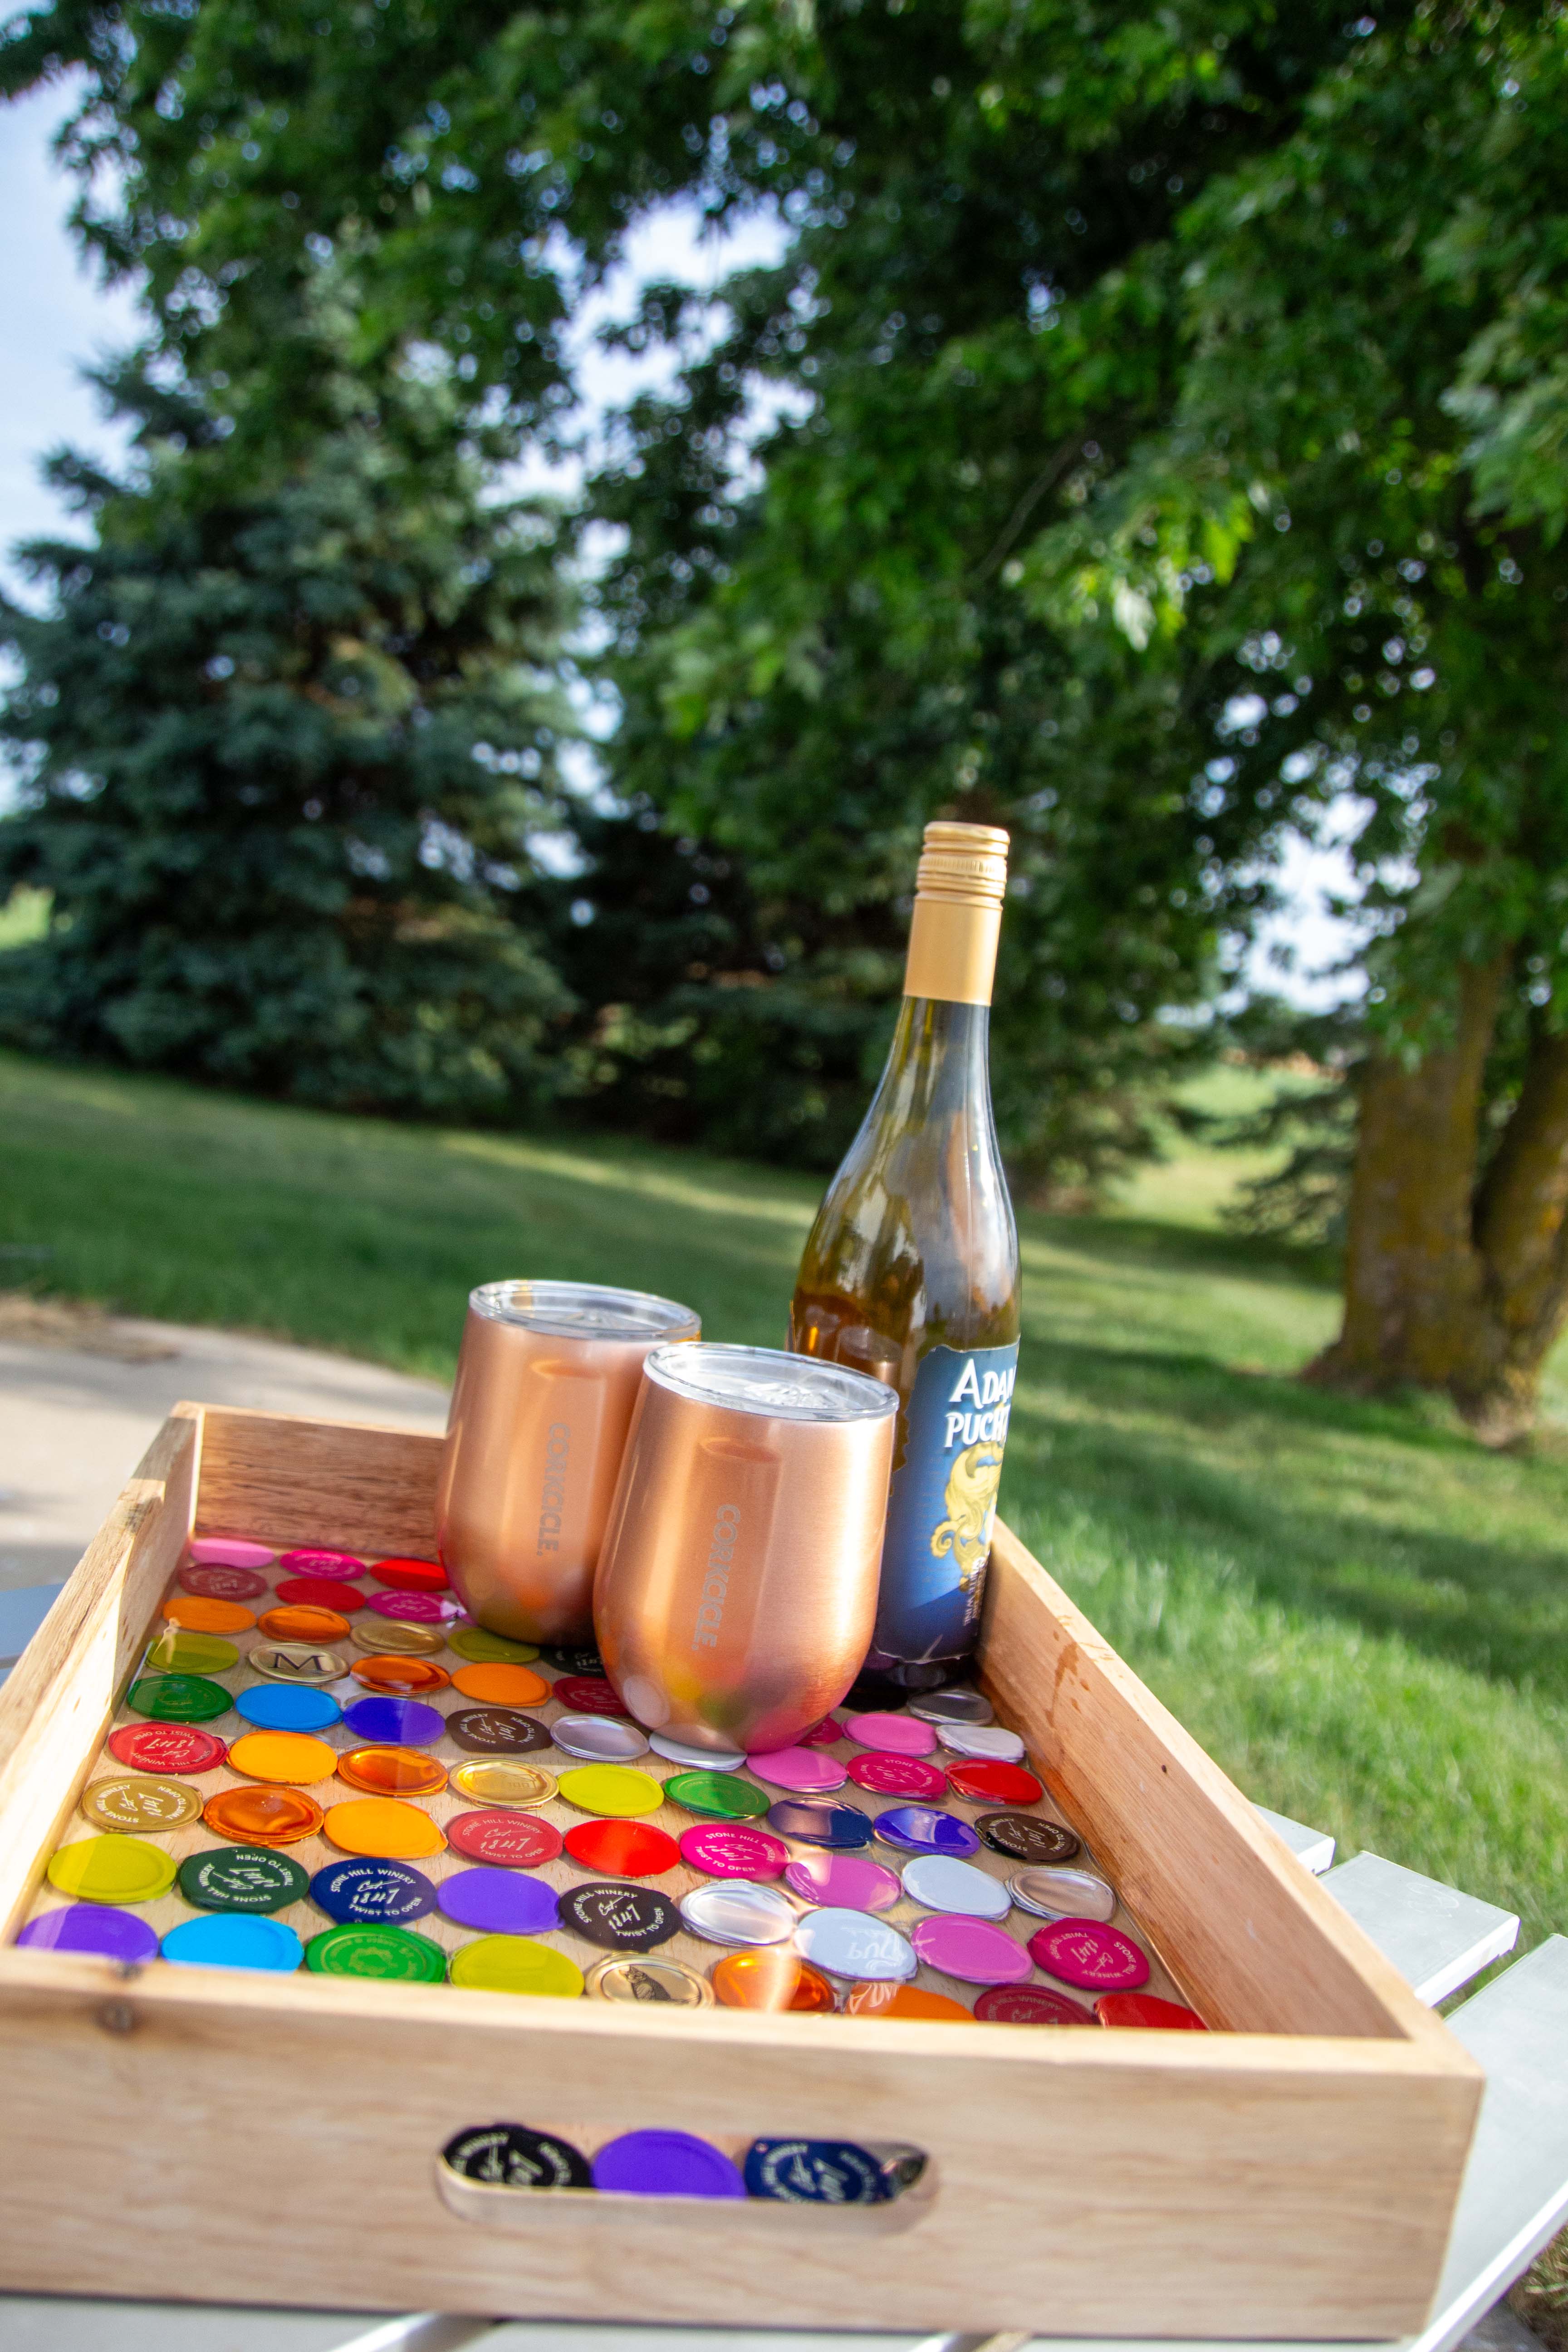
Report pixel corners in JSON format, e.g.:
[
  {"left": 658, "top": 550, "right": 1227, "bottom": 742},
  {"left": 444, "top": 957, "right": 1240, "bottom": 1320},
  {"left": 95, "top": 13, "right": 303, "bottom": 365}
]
[{"left": 788, "top": 995, "right": 1021, "bottom": 1672}]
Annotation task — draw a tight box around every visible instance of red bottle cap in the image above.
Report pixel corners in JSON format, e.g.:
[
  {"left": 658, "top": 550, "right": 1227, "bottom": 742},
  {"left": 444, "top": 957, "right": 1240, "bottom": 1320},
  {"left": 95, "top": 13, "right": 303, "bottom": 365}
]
[
  {"left": 274, "top": 1576, "right": 365, "bottom": 1613},
  {"left": 371, "top": 1557, "right": 450, "bottom": 1592},
  {"left": 1097, "top": 1991, "right": 1207, "bottom": 2030},
  {"left": 446, "top": 1809, "right": 564, "bottom": 1867},
  {"left": 565, "top": 1819, "right": 680, "bottom": 1877},
  {"left": 975, "top": 1984, "right": 1096, "bottom": 2025},
  {"left": 945, "top": 1759, "right": 1044, "bottom": 1807},
  {"left": 108, "top": 1722, "right": 228, "bottom": 1775},
  {"left": 551, "top": 1676, "right": 629, "bottom": 1716}
]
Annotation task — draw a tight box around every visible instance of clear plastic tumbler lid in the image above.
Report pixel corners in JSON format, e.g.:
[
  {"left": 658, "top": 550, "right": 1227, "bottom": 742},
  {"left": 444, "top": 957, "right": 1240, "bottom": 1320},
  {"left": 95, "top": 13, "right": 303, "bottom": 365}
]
[
  {"left": 470, "top": 1280, "right": 700, "bottom": 1342},
  {"left": 645, "top": 1342, "right": 897, "bottom": 1423}
]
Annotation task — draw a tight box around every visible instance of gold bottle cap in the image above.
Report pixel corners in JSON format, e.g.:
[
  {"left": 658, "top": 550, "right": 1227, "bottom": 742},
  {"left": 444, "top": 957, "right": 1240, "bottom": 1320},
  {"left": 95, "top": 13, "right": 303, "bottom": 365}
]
[{"left": 902, "top": 821, "right": 1010, "bottom": 1006}]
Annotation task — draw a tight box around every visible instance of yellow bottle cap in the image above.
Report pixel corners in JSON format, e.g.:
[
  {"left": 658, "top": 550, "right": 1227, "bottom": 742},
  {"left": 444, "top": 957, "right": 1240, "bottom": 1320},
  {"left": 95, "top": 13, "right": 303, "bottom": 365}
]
[
  {"left": 227, "top": 1731, "right": 339, "bottom": 1785},
  {"left": 145, "top": 1629, "right": 240, "bottom": 1675},
  {"left": 322, "top": 1797, "right": 446, "bottom": 1859},
  {"left": 557, "top": 1765, "right": 664, "bottom": 1818},
  {"left": 449, "top": 1935, "right": 583, "bottom": 1998},
  {"left": 47, "top": 1836, "right": 178, "bottom": 1905}
]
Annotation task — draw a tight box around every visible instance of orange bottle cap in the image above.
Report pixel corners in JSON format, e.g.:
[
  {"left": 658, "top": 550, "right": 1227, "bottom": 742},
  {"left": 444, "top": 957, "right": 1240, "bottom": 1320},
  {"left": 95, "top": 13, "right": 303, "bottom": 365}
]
[
  {"left": 323, "top": 1797, "right": 446, "bottom": 1859},
  {"left": 162, "top": 1594, "right": 257, "bottom": 1635},
  {"left": 710, "top": 1949, "right": 837, "bottom": 2013},
  {"left": 843, "top": 1979, "right": 973, "bottom": 2021},
  {"left": 227, "top": 1730, "right": 339, "bottom": 1785},
  {"left": 335, "top": 1746, "right": 448, "bottom": 1798},
  {"left": 203, "top": 1784, "right": 325, "bottom": 1845},
  {"left": 449, "top": 1663, "right": 549, "bottom": 1706},
  {"left": 350, "top": 1655, "right": 451, "bottom": 1695},
  {"left": 259, "top": 1604, "right": 353, "bottom": 1644}
]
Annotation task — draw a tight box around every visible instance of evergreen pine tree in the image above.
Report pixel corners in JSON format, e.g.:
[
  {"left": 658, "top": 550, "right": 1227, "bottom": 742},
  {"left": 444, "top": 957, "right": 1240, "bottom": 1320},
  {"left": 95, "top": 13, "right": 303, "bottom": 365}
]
[{"left": 0, "top": 353, "right": 574, "bottom": 1117}]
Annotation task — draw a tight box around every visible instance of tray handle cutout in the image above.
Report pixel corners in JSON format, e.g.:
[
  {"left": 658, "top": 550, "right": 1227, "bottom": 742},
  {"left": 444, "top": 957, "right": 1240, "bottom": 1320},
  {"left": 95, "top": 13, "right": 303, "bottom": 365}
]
[{"left": 436, "top": 2124, "right": 934, "bottom": 2232}]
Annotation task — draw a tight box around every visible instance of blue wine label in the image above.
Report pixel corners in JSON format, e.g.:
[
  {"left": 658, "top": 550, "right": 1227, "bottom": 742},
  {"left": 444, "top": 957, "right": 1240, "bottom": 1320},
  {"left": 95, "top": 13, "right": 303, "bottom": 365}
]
[{"left": 870, "top": 1341, "right": 1019, "bottom": 1664}]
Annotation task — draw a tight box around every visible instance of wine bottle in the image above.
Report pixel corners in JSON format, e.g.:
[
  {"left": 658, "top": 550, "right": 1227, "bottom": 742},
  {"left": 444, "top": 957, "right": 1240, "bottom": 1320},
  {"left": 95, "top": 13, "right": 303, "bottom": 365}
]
[{"left": 788, "top": 821, "right": 1020, "bottom": 1675}]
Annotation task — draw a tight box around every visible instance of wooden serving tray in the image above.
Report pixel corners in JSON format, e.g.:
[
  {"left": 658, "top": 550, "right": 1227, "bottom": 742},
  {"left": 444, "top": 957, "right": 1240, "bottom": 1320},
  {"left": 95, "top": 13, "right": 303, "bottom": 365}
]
[{"left": 0, "top": 1404, "right": 1481, "bottom": 2335}]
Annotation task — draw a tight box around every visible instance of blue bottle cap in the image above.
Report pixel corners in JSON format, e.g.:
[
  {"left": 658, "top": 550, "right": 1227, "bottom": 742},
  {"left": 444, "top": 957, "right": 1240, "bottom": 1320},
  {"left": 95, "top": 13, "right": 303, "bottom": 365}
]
[
  {"left": 765, "top": 1800, "right": 874, "bottom": 1851},
  {"left": 592, "top": 2129, "right": 745, "bottom": 2199},
  {"left": 309, "top": 1857, "right": 437, "bottom": 1925},
  {"left": 872, "top": 1806, "right": 980, "bottom": 1858},
  {"left": 743, "top": 2137, "right": 895, "bottom": 2204},
  {"left": 235, "top": 1683, "right": 342, "bottom": 1734},
  {"left": 341, "top": 1695, "right": 446, "bottom": 1747},
  {"left": 160, "top": 1914, "right": 304, "bottom": 1971}
]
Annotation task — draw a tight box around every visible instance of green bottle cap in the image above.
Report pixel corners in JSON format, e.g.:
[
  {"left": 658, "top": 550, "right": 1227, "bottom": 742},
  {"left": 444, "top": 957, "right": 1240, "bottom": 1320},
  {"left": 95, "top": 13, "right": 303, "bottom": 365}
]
[
  {"left": 305, "top": 1923, "right": 449, "bottom": 1982},
  {"left": 178, "top": 1846, "right": 310, "bottom": 1915},
  {"left": 662, "top": 1770, "right": 770, "bottom": 1822},
  {"left": 128, "top": 1673, "right": 233, "bottom": 1724},
  {"left": 447, "top": 1626, "right": 540, "bottom": 1665},
  {"left": 145, "top": 1629, "right": 240, "bottom": 1676}
]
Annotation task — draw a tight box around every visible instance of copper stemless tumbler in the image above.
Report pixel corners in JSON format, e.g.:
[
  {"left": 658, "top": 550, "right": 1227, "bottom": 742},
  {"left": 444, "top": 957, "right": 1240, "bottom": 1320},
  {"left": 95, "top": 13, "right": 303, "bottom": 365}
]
[
  {"left": 436, "top": 1280, "right": 701, "bottom": 1645},
  {"left": 593, "top": 1343, "right": 898, "bottom": 1754}
]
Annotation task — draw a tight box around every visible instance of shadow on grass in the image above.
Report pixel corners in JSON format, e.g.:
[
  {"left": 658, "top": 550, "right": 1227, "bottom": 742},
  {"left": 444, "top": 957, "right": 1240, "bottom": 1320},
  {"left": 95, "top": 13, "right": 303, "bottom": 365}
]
[
  {"left": 1009, "top": 1337, "right": 1568, "bottom": 1704},
  {"left": 1024, "top": 1209, "right": 1342, "bottom": 1293}
]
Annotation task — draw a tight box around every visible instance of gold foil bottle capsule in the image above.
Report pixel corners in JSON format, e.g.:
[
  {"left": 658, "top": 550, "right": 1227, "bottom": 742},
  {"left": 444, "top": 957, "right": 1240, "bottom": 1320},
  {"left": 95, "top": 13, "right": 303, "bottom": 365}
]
[
  {"left": 448, "top": 1760, "right": 558, "bottom": 1809},
  {"left": 249, "top": 1642, "right": 348, "bottom": 1686},
  {"left": 585, "top": 1955, "right": 714, "bottom": 2007},
  {"left": 351, "top": 1619, "right": 446, "bottom": 1658}
]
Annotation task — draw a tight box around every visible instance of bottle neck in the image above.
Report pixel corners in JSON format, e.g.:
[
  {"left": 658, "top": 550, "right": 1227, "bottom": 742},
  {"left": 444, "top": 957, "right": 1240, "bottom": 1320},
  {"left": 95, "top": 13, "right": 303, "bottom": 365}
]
[{"left": 872, "top": 996, "right": 993, "bottom": 1127}]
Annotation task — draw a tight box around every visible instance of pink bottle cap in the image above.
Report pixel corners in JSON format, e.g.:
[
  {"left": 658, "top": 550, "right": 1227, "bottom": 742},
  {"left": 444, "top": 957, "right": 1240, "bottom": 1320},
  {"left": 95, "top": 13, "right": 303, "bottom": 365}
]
[
  {"left": 179, "top": 1562, "right": 270, "bottom": 1602},
  {"left": 783, "top": 1851, "right": 902, "bottom": 1913},
  {"left": 367, "top": 1590, "right": 458, "bottom": 1624},
  {"left": 745, "top": 1747, "right": 848, "bottom": 1794},
  {"left": 844, "top": 1710, "right": 937, "bottom": 1758},
  {"left": 911, "top": 1914, "right": 1033, "bottom": 1985},
  {"left": 187, "top": 1538, "right": 276, "bottom": 1570},
  {"left": 847, "top": 1751, "right": 948, "bottom": 1800},
  {"left": 1028, "top": 1917, "right": 1150, "bottom": 1991},
  {"left": 680, "top": 1824, "right": 790, "bottom": 1879}
]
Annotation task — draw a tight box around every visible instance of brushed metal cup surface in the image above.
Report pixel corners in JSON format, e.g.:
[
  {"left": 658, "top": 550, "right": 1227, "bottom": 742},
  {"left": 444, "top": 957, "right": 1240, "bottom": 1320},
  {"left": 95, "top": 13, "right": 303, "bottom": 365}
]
[
  {"left": 436, "top": 1281, "right": 701, "bottom": 1645},
  {"left": 593, "top": 1343, "right": 898, "bottom": 1755}
]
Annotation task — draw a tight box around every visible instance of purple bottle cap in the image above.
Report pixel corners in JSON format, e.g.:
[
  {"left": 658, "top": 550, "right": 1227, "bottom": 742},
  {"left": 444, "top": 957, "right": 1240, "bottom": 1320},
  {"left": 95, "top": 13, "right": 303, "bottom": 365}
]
[
  {"left": 911, "top": 1914, "right": 1033, "bottom": 1986},
  {"left": 367, "top": 1589, "right": 457, "bottom": 1623},
  {"left": 746, "top": 1747, "right": 847, "bottom": 1794},
  {"left": 17, "top": 1904, "right": 159, "bottom": 1964},
  {"left": 592, "top": 2129, "right": 745, "bottom": 2200},
  {"left": 783, "top": 1851, "right": 902, "bottom": 1913},
  {"left": 679, "top": 1824, "right": 789, "bottom": 1879},
  {"left": 1028, "top": 1917, "right": 1151, "bottom": 1991},
  {"left": 844, "top": 1711, "right": 937, "bottom": 1759},
  {"left": 341, "top": 1695, "right": 446, "bottom": 1747},
  {"left": 436, "top": 1867, "right": 560, "bottom": 1935}
]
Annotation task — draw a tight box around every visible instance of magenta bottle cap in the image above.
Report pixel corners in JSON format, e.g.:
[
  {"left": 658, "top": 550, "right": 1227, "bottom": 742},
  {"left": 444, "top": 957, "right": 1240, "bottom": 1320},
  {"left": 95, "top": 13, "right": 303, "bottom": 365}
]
[
  {"left": 279, "top": 1548, "right": 367, "bottom": 1577},
  {"left": 911, "top": 1915, "right": 1033, "bottom": 1985},
  {"left": 746, "top": 1747, "right": 847, "bottom": 1794},
  {"left": 975, "top": 1983, "right": 1095, "bottom": 2025},
  {"left": 437, "top": 1868, "right": 560, "bottom": 1935},
  {"left": 1028, "top": 1917, "right": 1150, "bottom": 1991},
  {"left": 592, "top": 2130, "right": 745, "bottom": 2199},
  {"left": 679, "top": 1824, "right": 789, "bottom": 1879},
  {"left": 847, "top": 1752, "right": 948, "bottom": 1800},
  {"left": 17, "top": 1904, "right": 159, "bottom": 1963},
  {"left": 844, "top": 1711, "right": 937, "bottom": 1759},
  {"left": 783, "top": 1852, "right": 902, "bottom": 1913}
]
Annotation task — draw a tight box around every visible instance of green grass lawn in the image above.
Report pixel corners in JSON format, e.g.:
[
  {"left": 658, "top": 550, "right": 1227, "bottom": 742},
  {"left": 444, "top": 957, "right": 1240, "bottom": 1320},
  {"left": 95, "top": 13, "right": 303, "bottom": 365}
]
[{"left": 3, "top": 1047, "right": 1566, "bottom": 1950}]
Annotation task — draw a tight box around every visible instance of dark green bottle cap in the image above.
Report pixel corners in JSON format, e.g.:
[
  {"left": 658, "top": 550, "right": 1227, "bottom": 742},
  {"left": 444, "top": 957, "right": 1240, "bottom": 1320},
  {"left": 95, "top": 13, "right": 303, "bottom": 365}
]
[
  {"left": 179, "top": 1846, "right": 310, "bottom": 1914},
  {"left": 128, "top": 1672, "right": 233, "bottom": 1723},
  {"left": 305, "top": 1923, "right": 449, "bottom": 1982},
  {"left": 662, "top": 1770, "right": 770, "bottom": 1822}
]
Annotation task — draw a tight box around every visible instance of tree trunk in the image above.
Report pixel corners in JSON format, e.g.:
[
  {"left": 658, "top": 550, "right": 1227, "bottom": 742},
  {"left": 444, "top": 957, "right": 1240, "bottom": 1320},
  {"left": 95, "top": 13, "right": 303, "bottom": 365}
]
[{"left": 1308, "top": 956, "right": 1568, "bottom": 1442}]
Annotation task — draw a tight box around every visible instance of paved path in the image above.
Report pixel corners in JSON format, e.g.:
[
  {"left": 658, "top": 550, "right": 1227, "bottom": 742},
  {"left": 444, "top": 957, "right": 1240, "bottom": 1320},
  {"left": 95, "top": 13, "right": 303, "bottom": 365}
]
[{"left": 0, "top": 1300, "right": 448, "bottom": 1590}]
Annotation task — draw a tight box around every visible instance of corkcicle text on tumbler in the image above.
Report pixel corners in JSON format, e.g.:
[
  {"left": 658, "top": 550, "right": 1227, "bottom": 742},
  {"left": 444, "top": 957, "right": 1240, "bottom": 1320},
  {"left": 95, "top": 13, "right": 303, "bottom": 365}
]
[
  {"left": 436, "top": 1280, "right": 700, "bottom": 1645},
  {"left": 593, "top": 1343, "right": 897, "bottom": 1754},
  {"left": 788, "top": 821, "right": 1021, "bottom": 1679}
]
